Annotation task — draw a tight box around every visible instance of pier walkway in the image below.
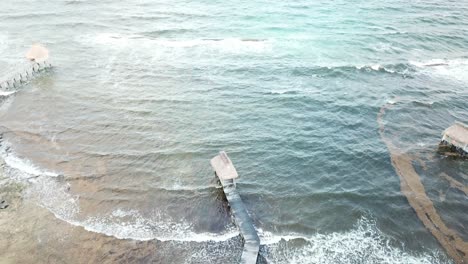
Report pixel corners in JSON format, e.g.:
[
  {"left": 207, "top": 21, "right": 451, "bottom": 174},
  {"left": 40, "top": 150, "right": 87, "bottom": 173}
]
[
  {"left": 0, "top": 44, "right": 51, "bottom": 91},
  {"left": 211, "top": 151, "right": 260, "bottom": 264}
]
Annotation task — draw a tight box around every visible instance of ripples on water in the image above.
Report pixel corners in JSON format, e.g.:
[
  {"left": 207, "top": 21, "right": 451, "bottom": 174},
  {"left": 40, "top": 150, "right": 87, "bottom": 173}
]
[{"left": 0, "top": 0, "right": 467, "bottom": 263}]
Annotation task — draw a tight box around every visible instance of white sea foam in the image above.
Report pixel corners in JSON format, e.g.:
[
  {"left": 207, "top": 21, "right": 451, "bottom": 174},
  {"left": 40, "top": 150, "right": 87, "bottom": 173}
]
[
  {"left": 0, "top": 142, "right": 238, "bottom": 243},
  {"left": 72, "top": 209, "right": 240, "bottom": 242},
  {"left": 37, "top": 185, "right": 239, "bottom": 243},
  {"left": 83, "top": 33, "right": 271, "bottom": 54},
  {"left": 0, "top": 141, "right": 78, "bottom": 218},
  {"left": 3, "top": 153, "right": 58, "bottom": 178},
  {"left": 258, "top": 218, "right": 449, "bottom": 264},
  {"left": 355, "top": 64, "right": 398, "bottom": 74},
  {"left": 28, "top": 177, "right": 80, "bottom": 219},
  {"left": 0, "top": 143, "right": 59, "bottom": 179},
  {"left": 411, "top": 58, "right": 468, "bottom": 83},
  {"left": 0, "top": 142, "right": 453, "bottom": 262},
  {"left": 371, "top": 64, "right": 382, "bottom": 71},
  {"left": 0, "top": 90, "right": 16, "bottom": 96}
]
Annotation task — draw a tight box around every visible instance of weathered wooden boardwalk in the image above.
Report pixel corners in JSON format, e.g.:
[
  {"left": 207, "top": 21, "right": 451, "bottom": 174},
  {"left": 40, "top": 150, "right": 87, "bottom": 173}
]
[
  {"left": 441, "top": 122, "right": 468, "bottom": 156},
  {"left": 211, "top": 151, "right": 260, "bottom": 264},
  {"left": 0, "top": 44, "right": 51, "bottom": 91}
]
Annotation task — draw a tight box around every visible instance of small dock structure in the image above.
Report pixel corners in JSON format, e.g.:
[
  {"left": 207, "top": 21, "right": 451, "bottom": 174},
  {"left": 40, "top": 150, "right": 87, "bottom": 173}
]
[
  {"left": 0, "top": 44, "right": 52, "bottom": 91},
  {"left": 211, "top": 151, "right": 260, "bottom": 264},
  {"left": 440, "top": 122, "right": 468, "bottom": 156}
]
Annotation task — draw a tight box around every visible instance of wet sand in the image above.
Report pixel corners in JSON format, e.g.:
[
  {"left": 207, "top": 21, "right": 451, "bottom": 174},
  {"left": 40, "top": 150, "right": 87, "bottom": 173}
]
[{"left": 0, "top": 159, "right": 162, "bottom": 264}]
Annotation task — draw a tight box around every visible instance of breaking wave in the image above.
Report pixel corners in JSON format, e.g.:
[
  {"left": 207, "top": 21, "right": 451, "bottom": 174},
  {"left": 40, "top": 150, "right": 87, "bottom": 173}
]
[
  {"left": 81, "top": 33, "right": 271, "bottom": 53},
  {"left": 265, "top": 59, "right": 468, "bottom": 81},
  {"left": 410, "top": 58, "right": 468, "bottom": 83},
  {"left": 69, "top": 209, "right": 239, "bottom": 242},
  {"left": 258, "top": 218, "right": 450, "bottom": 264},
  {"left": 1, "top": 144, "right": 59, "bottom": 179},
  {"left": 0, "top": 140, "right": 452, "bottom": 262},
  {"left": 0, "top": 90, "right": 16, "bottom": 97},
  {"left": 0, "top": 140, "right": 238, "bottom": 243},
  {"left": 352, "top": 63, "right": 413, "bottom": 75}
]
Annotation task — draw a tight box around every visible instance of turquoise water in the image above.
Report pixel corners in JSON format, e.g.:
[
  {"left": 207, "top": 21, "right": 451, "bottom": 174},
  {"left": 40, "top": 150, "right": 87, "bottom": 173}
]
[{"left": 0, "top": 0, "right": 467, "bottom": 263}]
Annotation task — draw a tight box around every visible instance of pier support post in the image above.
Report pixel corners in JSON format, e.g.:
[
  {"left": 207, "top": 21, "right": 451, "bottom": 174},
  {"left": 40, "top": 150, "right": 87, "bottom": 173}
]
[{"left": 0, "top": 44, "right": 52, "bottom": 92}]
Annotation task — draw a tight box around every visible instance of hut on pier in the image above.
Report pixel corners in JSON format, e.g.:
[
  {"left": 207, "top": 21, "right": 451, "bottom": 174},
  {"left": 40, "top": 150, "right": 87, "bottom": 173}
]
[{"left": 440, "top": 122, "right": 468, "bottom": 157}]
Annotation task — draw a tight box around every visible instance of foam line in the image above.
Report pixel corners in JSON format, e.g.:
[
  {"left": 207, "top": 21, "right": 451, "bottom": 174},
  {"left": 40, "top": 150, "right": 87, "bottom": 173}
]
[
  {"left": 82, "top": 33, "right": 271, "bottom": 53},
  {"left": 410, "top": 58, "right": 468, "bottom": 83},
  {"left": 258, "top": 217, "right": 448, "bottom": 264},
  {"left": 0, "top": 90, "right": 16, "bottom": 96},
  {"left": 0, "top": 141, "right": 239, "bottom": 243}
]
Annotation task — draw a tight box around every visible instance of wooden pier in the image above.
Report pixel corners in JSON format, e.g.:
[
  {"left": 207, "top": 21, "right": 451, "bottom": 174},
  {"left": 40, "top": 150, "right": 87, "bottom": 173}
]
[
  {"left": 440, "top": 122, "right": 468, "bottom": 156},
  {"left": 211, "top": 151, "right": 260, "bottom": 264},
  {"left": 0, "top": 44, "right": 51, "bottom": 91}
]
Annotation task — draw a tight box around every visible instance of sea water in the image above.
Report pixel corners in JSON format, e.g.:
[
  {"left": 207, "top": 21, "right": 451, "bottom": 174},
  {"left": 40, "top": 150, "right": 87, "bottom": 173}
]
[{"left": 0, "top": 0, "right": 467, "bottom": 263}]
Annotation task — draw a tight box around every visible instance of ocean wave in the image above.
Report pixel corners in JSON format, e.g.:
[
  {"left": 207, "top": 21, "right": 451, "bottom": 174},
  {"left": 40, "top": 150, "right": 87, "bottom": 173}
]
[
  {"left": 68, "top": 209, "right": 239, "bottom": 242},
  {"left": 3, "top": 156, "right": 58, "bottom": 177},
  {"left": 278, "top": 59, "right": 467, "bottom": 80},
  {"left": 288, "top": 63, "right": 415, "bottom": 78},
  {"left": 264, "top": 90, "right": 300, "bottom": 95},
  {"left": 0, "top": 141, "right": 59, "bottom": 179},
  {"left": 0, "top": 140, "right": 79, "bottom": 219},
  {"left": 0, "top": 140, "right": 452, "bottom": 261},
  {"left": 410, "top": 58, "right": 468, "bottom": 83},
  {"left": 0, "top": 90, "right": 16, "bottom": 97},
  {"left": 28, "top": 176, "right": 80, "bottom": 219},
  {"left": 353, "top": 63, "right": 410, "bottom": 74},
  {"left": 258, "top": 218, "right": 449, "bottom": 264},
  {"left": 81, "top": 33, "right": 271, "bottom": 53},
  {"left": 156, "top": 184, "right": 222, "bottom": 192},
  {"left": 0, "top": 140, "right": 238, "bottom": 243}
]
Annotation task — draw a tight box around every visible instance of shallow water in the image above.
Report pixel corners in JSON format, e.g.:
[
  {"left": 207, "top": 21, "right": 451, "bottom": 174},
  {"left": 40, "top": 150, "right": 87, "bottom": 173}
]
[{"left": 0, "top": 0, "right": 467, "bottom": 263}]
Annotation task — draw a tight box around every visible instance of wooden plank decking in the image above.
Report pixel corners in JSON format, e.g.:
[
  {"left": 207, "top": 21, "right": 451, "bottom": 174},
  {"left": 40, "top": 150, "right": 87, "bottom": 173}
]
[
  {"left": 441, "top": 122, "right": 468, "bottom": 154},
  {"left": 211, "top": 151, "right": 260, "bottom": 264},
  {"left": 0, "top": 44, "right": 51, "bottom": 90}
]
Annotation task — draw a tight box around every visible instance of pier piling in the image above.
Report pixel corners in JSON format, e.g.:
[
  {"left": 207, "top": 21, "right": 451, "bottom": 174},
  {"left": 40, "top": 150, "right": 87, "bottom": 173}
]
[{"left": 0, "top": 45, "right": 51, "bottom": 91}]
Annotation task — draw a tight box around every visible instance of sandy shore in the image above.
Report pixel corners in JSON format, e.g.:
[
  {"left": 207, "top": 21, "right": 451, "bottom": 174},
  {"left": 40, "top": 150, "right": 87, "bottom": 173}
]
[{"left": 0, "top": 158, "right": 160, "bottom": 264}]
